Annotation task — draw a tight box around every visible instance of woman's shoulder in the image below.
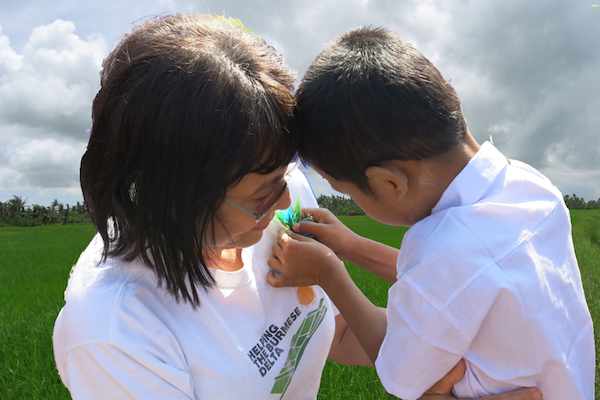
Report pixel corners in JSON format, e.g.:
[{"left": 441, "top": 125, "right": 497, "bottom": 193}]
[
  {"left": 56, "top": 235, "right": 168, "bottom": 348},
  {"left": 287, "top": 165, "right": 318, "bottom": 208}
]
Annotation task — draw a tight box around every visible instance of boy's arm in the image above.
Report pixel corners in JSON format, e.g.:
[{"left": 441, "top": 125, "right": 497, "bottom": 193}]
[
  {"left": 328, "top": 313, "right": 375, "bottom": 366},
  {"left": 268, "top": 234, "right": 543, "bottom": 400},
  {"left": 293, "top": 207, "right": 399, "bottom": 282},
  {"left": 269, "top": 233, "right": 543, "bottom": 400},
  {"left": 267, "top": 231, "right": 387, "bottom": 363}
]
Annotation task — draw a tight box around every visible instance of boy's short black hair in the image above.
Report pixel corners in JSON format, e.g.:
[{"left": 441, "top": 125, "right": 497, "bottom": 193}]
[
  {"left": 80, "top": 14, "right": 296, "bottom": 306},
  {"left": 295, "top": 26, "right": 467, "bottom": 192}
]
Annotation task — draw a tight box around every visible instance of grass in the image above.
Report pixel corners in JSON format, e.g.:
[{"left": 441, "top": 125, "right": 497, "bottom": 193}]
[
  {"left": 317, "top": 216, "right": 407, "bottom": 400},
  {"left": 338, "top": 215, "right": 407, "bottom": 308},
  {"left": 0, "top": 210, "right": 598, "bottom": 399},
  {"left": 0, "top": 225, "right": 97, "bottom": 400},
  {"left": 570, "top": 210, "right": 600, "bottom": 399}
]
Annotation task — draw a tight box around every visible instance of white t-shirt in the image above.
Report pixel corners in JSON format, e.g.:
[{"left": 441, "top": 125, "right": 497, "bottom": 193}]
[
  {"left": 53, "top": 168, "right": 337, "bottom": 400},
  {"left": 375, "top": 142, "right": 594, "bottom": 400}
]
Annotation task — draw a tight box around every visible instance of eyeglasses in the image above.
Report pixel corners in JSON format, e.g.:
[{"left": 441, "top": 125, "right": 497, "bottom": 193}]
[
  {"left": 225, "top": 180, "right": 288, "bottom": 223},
  {"left": 225, "top": 159, "right": 301, "bottom": 223}
]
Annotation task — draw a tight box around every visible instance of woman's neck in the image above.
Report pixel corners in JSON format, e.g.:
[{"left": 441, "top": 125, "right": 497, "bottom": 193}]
[{"left": 207, "top": 248, "right": 244, "bottom": 271}]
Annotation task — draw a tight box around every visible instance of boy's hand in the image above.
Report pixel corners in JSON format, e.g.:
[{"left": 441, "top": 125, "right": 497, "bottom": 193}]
[
  {"left": 418, "top": 360, "right": 466, "bottom": 399},
  {"left": 267, "top": 230, "right": 346, "bottom": 289},
  {"left": 418, "top": 359, "right": 543, "bottom": 400},
  {"left": 297, "top": 207, "right": 399, "bottom": 282},
  {"left": 420, "top": 387, "right": 542, "bottom": 400},
  {"left": 292, "top": 207, "right": 360, "bottom": 262}
]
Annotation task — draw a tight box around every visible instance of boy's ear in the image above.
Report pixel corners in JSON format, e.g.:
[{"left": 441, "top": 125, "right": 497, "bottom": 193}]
[{"left": 365, "top": 164, "right": 408, "bottom": 198}]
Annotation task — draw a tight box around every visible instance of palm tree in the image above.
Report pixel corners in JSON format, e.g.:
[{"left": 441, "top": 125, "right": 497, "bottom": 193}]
[{"left": 6, "top": 196, "right": 27, "bottom": 223}]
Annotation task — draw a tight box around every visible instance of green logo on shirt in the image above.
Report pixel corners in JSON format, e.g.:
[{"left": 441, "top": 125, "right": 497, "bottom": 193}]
[{"left": 271, "top": 298, "right": 328, "bottom": 398}]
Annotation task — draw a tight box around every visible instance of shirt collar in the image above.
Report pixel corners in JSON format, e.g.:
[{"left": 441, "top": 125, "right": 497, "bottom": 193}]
[
  {"left": 431, "top": 141, "right": 509, "bottom": 214},
  {"left": 209, "top": 247, "right": 253, "bottom": 289}
]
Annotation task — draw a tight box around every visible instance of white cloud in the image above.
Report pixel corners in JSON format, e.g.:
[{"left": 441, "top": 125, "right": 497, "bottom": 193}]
[
  {"left": 0, "top": 19, "right": 106, "bottom": 202},
  {"left": 0, "top": 135, "right": 85, "bottom": 189},
  {"left": 0, "top": 27, "right": 23, "bottom": 72},
  {"left": 0, "top": 0, "right": 599, "bottom": 204},
  {"left": 541, "top": 167, "right": 600, "bottom": 202},
  {"left": 0, "top": 19, "right": 106, "bottom": 140}
]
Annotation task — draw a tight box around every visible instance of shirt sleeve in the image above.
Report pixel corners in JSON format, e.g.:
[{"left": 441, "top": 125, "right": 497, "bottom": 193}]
[
  {"left": 289, "top": 166, "right": 319, "bottom": 209},
  {"left": 375, "top": 279, "right": 469, "bottom": 400},
  {"left": 61, "top": 342, "right": 195, "bottom": 399}
]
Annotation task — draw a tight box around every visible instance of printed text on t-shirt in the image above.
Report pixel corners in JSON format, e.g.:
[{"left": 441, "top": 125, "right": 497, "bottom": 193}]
[{"left": 248, "top": 307, "right": 301, "bottom": 377}]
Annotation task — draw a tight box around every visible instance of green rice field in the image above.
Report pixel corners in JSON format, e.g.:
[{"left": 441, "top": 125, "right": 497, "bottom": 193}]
[{"left": 0, "top": 210, "right": 599, "bottom": 399}]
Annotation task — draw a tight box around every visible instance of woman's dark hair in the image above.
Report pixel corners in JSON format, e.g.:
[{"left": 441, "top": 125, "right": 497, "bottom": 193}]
[
  {"left": 294, "top": 26, "right": 467, "bottom": 192},
  {"left": 81, "top": 14, "right": 297, "bottom": 307}
]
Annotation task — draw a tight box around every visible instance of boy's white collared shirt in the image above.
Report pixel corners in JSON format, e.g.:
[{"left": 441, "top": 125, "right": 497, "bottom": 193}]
[{"left": 375, "top": 142, "right": 594, "bottom": 400}]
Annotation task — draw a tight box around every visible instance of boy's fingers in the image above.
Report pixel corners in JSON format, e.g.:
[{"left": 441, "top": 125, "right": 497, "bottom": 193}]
[
  {"left": 278, "top": 229, "right": 312, "bottom": 243},
  {"left": 292, "top": 219, "right": 335, "bottom": 237},
  {"left": 440, "top": 359, "right": 466, "bottom": 393},
  {"left": 292, "top": 220, "right": 318, "bottom": 235},
  {"left": 419, "top": 359, "right": 541, "bottom": 400},
  {"left": 421, "top": 359, "right": 466, "bottom": 396},
  {"left": 301, "top": 207, "right": 334, "bottom": 223},
  {"left": 486, "top": 388, "right": 542, "bottom": 400},
  {"left": 300, "top": 207, "right": 321, "bottom": 219}
]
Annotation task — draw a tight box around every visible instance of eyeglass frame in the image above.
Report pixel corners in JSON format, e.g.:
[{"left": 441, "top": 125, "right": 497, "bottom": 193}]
[
  {"left": 224, "top": 159, "right": 301, "bottom": 223},
  {"left": 225, "top": 181, "right": 288, "bottom": 223}
]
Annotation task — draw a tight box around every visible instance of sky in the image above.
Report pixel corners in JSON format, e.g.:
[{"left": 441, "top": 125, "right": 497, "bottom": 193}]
[{"left": 0, "top": 0, "right": 599, "bottom": 207}]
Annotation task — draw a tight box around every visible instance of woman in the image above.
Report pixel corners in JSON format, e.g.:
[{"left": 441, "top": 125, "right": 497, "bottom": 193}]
[
  {"left": 52, "top": 13, "right": 541, "bottom": 400},
  {"left": 53, "top": 14, "right": 364, "bottom": 399}
]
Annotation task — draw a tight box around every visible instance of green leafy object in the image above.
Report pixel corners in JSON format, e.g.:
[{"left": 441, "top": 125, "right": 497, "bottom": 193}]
[
  {"left": 207, "top": 13, "right": 253, "bottom": 33},
  {"left": 275, "top": 194, "right": 301, "bottom": 229}
]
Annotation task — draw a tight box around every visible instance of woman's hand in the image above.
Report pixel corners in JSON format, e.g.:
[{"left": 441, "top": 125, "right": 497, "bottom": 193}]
[
  {"left": 419, "top": 360, "right": 543, "bottom": 400},
  {"left": 268, "top": 229, "right": 387, "bottom": 363},
  {"left": 267, "top": 230, "right": 345, "bottom": 288}
]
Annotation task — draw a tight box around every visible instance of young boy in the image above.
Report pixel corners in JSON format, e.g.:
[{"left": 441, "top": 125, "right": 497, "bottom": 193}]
[{"left": 267, "top": 27, "right": 594, "bottom": 400}]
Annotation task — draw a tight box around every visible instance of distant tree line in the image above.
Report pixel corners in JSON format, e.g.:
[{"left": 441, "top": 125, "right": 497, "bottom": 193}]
[
  {"left": 0, "top": 193, "right": 597, "bottom": 227},
  {"left": 317, "top": 193, "right": 600, "bottom": 215},
  {"left": 0, "top": 196, "right": 92, "bottom": 227},
  {"left": 317, "top": 195, "right": 365, "bottom": 216},
  {"left": 563, "top": 194, "right": 600, "bottom": 210}
]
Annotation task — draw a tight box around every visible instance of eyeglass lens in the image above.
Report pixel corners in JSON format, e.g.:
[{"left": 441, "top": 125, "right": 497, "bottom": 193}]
[{"left": 255, "top": 181, "right": 288, "bottom": 215}]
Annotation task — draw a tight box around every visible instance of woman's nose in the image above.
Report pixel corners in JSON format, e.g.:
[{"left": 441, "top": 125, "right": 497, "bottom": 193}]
[{"left": 275, "top": 186, "right": 292, "bottom": 211}]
